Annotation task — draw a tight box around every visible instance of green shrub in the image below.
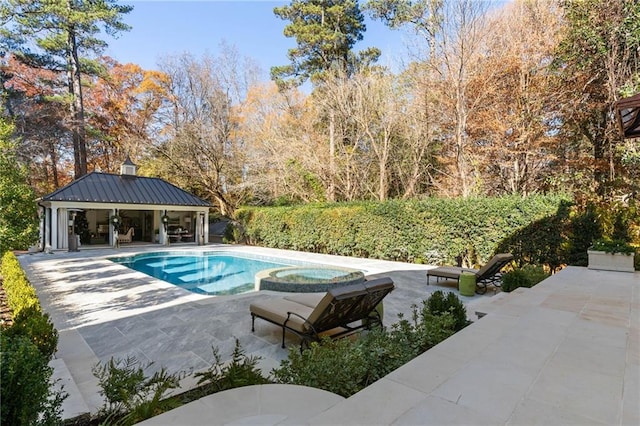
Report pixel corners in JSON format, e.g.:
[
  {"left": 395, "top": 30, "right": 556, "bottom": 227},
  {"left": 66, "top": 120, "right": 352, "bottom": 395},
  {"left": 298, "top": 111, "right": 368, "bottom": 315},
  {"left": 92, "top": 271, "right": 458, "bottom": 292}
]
[
  {"left": 272, "top": 292, "right": 459, "bottom": 398},
  {"left": 501, "top": 265, "right": 550, "bottom": 293},
  {"left": 423, "top": 290, "right": 470, "bottom": 331},
  {"left": 0, "top": 334, "right": 66, "bottom": 426},
  {"left": 565, "top": 203, "right": 601, "bottom": 266},
  {"left": 92, "top": 356, "right": 183, "bottom": 424},
  {"left": 272, "top": 337, "right": 368, "bottom": 398},
  {"left": 237, "top": 195, "right": 571, "bottom": 269},
  {"left": 194, "top": 338, "right": 270, "bottom": 395},
  {"left": 1, "top": 251, "right": 40, "bottom": 317},
  {"left": 590, "top": 238, "right": 635, "bottom": 254},
  {"left": 4, "top": 305, "right": 58, "bottom": 358},
  {"left": 0, "top": 122, "right": 40, "bottom": 255},
  {"left": 365, "top": 309, "right": 456, "bottom": 379}
]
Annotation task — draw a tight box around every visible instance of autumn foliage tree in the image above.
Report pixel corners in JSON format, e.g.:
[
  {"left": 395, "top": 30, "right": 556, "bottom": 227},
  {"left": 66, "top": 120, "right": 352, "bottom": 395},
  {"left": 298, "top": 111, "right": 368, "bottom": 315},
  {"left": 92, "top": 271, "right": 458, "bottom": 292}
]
[
  {"left": 0, "top": 0, "right": 132, "bottom": 178},
  {"left": 554, "top": 0, "right": 640, "bottom": 198},
  {"left": 2, "top": 0, "right": 638, "bottom": 217},
  {"left": 84, "top": 58, "right": 168, "bottom": 172}
]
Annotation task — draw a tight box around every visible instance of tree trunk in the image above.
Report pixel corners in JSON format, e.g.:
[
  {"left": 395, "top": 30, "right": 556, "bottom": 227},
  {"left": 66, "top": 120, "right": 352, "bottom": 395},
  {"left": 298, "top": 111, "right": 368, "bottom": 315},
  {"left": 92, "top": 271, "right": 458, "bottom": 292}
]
[
  {"left": 328, "top": 109, "right": 336, "bottom": 201},
  {"left": 47, "top": 138, "right": 59, "bottom": 188},
  {"left": 66, "top": 18, "right": 87, "bottom": 178},
  {"left": 455, "top": 85, "right": 469, "bottom": 197}
]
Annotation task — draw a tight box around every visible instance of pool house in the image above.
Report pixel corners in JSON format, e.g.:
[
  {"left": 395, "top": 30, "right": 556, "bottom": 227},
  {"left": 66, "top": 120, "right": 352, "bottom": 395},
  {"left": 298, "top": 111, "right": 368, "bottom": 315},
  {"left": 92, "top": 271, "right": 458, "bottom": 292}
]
[{"left": 37, "top": 158, "right": 212, "bottom": 250}]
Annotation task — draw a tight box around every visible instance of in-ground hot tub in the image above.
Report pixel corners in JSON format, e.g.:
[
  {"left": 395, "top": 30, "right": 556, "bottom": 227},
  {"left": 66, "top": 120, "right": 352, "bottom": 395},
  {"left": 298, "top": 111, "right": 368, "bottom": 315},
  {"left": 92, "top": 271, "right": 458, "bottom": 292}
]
[{"left": 255, "top": 266, "right": 365, "bottom": 293}]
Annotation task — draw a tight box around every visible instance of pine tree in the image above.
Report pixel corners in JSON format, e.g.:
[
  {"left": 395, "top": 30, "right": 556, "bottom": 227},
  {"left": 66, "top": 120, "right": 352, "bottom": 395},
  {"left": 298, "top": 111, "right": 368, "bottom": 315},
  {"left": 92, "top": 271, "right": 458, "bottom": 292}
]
[
  {"left": 0, "top": 0, "right": 133, "bottom": 178},
  {"left": 271, "top": 0, "right": 380, "bottom": 88}
]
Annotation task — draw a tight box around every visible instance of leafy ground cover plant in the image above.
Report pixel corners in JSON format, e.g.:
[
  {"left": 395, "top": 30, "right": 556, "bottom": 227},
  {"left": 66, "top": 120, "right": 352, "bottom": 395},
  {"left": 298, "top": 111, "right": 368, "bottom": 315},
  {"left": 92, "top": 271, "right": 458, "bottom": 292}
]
[
  {"left": 193, "top": 338, "right": 271, "bottom": 396},
  {"left": 92, "top": 356, "right": 183, "bottom": 425},
  {"left": 589, "top": 238, "right": 635, "bottom": 254},
  {"left": 501, "top": 265, "right": 550, "bottom": 292},
  {"left": 272, "top": 292, "right": 462, "bottom": 397},
  {"left": 91, "top": 339, "right": 270, "bottom": 425}
]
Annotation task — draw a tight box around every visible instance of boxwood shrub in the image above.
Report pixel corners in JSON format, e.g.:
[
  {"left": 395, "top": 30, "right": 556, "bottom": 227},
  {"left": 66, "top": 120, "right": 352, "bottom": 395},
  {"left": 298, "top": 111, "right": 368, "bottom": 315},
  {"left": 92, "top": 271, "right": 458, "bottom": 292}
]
[
  {"left": 1, "top": 251, "right": 39, "bottom": 316},
  {"left": 1, "top": 251, "right": 64, "bottom": 424},
  {"left": 0, "top": 334, "right": 64, "bottom": 426}
]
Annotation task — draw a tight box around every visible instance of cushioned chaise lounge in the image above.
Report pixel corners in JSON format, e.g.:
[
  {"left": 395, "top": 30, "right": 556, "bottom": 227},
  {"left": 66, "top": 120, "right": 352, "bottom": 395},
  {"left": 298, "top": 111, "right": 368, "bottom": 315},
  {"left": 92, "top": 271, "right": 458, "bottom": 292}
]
[
  {"left": 250, "top": 277, "right": 394, "bottom": 349},
  {"left": 426, "top": 253, "right": 514, "bottom": 294}
]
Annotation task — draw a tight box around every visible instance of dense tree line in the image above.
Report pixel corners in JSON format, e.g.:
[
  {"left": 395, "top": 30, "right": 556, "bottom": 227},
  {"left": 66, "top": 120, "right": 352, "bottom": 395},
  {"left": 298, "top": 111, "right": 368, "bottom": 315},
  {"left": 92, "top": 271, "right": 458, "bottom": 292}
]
[{"left": 1, "top": 0, "right": 638, "bottom": 217}]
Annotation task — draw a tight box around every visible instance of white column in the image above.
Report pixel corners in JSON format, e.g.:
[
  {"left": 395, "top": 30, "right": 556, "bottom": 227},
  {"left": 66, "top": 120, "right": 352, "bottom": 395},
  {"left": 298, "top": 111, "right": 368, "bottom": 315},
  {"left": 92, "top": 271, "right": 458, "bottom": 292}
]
[
  {"left": 204, "top": 211, "right": 210, "bottom": 244},
  {"left": 50, "top": 208, "right": 58, "bottom": 250},
  {"left": 111, "top": 209, "right": 117, "bottom": 246},
  {"left": 57, "top": 208, "right": 68, "bottom": 249},
  {"left": 44, "top": 207, "right": 51, "bottom": 250},
  {"left": 160, "top": 210, "right": 169, "bottom": 245}
]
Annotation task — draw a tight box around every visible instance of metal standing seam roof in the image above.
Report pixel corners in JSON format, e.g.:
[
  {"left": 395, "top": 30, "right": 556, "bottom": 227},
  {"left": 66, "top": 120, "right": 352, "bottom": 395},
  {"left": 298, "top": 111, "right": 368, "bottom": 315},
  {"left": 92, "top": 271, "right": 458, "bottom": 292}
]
[{"left": 40, "top": 172, "right": 211, "bottom": 207}]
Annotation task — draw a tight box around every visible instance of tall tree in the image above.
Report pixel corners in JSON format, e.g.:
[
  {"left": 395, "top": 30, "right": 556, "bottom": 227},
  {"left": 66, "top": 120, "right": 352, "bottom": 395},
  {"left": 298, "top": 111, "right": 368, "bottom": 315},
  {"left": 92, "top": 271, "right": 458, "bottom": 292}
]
[
  {"left": 84, "top": 57, "right": 168, "bottom": 172},
  {"left": 470, "top": 0, "right": 564, "bottom": 195},
  {"left": 1, "top": 53, "right": 71, "bottom": 192},
  {"left": 555, "top": 0, "right": 640, "bottom": 198},
  {"left": 0, "top": 118, "right": 38, "bottom": 254},
  {"left": 272, "top": 0, "right": 380, "bottom": 87},
  {"left": 272, "top": 0, "right": 380, "bottom": 201},
  {"left": 151, "top": 49, "right": 260, "bottom": 216},
  {"left": 0, "top": 0, "right": 132, "bottom": 178},
  {"left": 368, "top": 0, "right": 491, "bottom": 197}
]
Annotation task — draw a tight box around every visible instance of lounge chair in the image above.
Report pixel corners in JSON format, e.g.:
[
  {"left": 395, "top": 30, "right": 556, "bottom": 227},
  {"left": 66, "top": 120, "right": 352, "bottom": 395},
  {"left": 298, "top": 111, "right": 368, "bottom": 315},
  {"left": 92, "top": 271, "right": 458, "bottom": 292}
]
[
  {"left": 118, "top": 227, "right": 134, "bottom": 243},
  {"left": 250, "top": 277, "right": 395, "bottom": 349},
  {"left": 426, "top": 253, "right": 514, "bottom": 294}
]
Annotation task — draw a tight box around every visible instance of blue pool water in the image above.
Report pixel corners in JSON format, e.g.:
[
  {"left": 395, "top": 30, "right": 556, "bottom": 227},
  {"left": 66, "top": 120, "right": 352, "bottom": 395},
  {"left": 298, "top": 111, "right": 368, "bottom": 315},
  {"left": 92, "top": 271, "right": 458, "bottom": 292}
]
[{"left": 110, "top": 251, "right": 295, "bottom": 295}]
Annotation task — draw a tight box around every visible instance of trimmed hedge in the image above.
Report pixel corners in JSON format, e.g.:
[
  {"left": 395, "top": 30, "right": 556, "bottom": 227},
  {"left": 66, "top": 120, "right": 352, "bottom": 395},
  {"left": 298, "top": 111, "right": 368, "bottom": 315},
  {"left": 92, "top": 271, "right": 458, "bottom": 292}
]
[
  {"left": 237, "top": 195, "right": 572, "bottom": 269},
  {"left": 1, "top": 334, "right": 63, "bottom": 426},
  {"left": 237, "top": 195, "right": 639, "bottom": 271},
  {"left": 1, "top": 251, "right": 64, "bottom": 425},
  {"left": 1, "top": 251, "right": 39, "bottom": 317}
]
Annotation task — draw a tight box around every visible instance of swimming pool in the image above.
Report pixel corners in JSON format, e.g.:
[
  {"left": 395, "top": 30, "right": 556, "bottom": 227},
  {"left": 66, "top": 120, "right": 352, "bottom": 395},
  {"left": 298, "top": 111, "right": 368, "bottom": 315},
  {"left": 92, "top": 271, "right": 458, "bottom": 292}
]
[{"left": 110, "top": 251, "right": 298, "bottom": 295}]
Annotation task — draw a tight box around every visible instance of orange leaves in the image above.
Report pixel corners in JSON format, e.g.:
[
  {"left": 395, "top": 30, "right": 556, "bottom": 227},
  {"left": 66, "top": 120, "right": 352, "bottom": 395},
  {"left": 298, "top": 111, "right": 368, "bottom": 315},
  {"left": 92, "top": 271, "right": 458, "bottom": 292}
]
[{"left": 2, "top": 55, "right": 60, "bottom": 98}]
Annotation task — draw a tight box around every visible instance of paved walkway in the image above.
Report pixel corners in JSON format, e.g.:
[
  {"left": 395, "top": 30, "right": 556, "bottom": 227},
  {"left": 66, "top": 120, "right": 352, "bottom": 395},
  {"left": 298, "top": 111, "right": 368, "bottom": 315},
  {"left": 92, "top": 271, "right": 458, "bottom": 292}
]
[{"left": 19, "top": 246, "right": 639, "bottom": 425}]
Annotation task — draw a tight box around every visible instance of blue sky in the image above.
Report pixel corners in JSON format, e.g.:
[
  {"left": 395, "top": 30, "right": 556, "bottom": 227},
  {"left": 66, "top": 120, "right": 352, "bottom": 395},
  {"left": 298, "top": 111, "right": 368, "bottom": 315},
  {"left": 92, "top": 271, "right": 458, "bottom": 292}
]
[{"left": 105, "top": 1, "right": 412, "bottom": 80}]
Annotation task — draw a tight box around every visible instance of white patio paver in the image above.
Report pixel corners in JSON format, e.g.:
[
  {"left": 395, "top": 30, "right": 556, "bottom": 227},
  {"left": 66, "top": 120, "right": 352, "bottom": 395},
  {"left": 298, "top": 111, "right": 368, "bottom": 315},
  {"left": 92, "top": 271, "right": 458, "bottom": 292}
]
[
  {"left": 17, "top": 246, "right": 639, "bottom": 425},
  {"left": 141, "top": 266, "right": 638, "bottom": 425}
]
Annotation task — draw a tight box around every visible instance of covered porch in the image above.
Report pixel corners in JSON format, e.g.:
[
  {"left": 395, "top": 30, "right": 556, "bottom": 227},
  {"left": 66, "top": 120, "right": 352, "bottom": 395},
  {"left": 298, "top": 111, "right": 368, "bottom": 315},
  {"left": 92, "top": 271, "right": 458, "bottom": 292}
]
[
  {"left": 37, "top": 159, "right": 212, "bottom": 251},
  {"left": 39, "top": 202, "right": 210, "bottom": 251}
]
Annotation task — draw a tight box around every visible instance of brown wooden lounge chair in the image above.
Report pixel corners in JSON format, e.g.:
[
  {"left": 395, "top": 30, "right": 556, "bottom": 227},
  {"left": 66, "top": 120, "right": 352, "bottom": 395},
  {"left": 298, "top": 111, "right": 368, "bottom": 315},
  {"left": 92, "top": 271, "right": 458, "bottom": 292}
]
[
  {"left": 250, "top": 277, "right": 395, "bottom": 350},
  {"left": 426, "top": 253, "right": 514, "bottom": 294}
]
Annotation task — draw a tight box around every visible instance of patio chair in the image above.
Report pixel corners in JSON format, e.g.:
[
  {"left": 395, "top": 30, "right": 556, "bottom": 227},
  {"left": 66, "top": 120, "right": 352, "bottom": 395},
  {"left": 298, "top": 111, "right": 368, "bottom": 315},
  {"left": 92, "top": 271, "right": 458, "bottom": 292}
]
[
  {"left": 426, "top": 253, "right": 514, "bottom": 294},
  {"left": 250, "top": 277, "right": 395, "bottom": 350},
  {"left": 117, "top": 227, "right": 134, "bottom": 243}
]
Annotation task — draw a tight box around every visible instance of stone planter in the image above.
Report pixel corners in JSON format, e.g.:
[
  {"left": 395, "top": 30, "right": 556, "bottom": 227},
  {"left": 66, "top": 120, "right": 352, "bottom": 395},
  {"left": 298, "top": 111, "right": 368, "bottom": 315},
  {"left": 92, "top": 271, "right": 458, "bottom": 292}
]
[{"left": 587, "top": 250, "right": 635, "bottom": 272}]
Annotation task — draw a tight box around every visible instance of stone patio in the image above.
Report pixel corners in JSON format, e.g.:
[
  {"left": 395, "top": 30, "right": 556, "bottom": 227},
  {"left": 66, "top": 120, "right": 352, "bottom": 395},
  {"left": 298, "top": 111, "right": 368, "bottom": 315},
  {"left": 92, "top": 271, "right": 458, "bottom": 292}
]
[{"left": 17, "top": 245, "right": 639, "bottom": 425}]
